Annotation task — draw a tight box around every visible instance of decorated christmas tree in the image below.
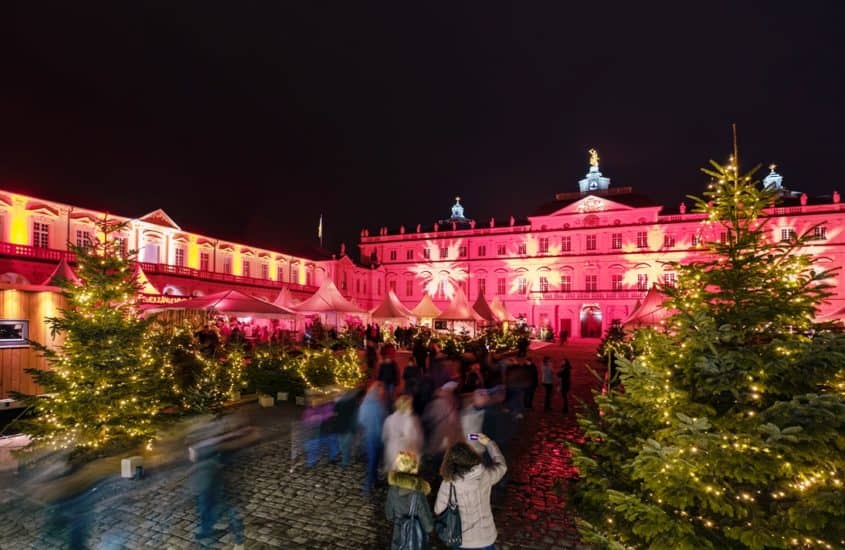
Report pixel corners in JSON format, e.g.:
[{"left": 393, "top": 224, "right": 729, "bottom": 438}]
[
  {"left": 14, "top": 217, "right": 165, "bottom": 456},
  {"left": 570, "top": 156, "right": 845, "bottom": 549}
]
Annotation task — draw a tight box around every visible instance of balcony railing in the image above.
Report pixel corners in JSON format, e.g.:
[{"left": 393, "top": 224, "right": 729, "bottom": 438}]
[
  {"left": 527, "top": 289, "right": 648, "bottom": 300},
  {"left": 137, "top": 262, "right": 318, "bottom": 293},
  {"left": 0, "top": 241, "right": 318, "bottom": 293},
  {"left": 0, "top": 241, "right": 74, "bottom": 262}
]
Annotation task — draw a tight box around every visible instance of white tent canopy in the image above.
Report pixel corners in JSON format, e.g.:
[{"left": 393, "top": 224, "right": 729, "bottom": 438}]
[
  {"left": 42, "top": 258, "right": 80, "bottom": 286},
  {"left": 371, "top": 289, "right": 415, "bottom": 322},
  {"left": 292, "top": 278, "right": 367, "bottom": 314},
  {"left": 411, "top": 293, "right": 442, "bottom": 319},
  {"left": 144, "top": 289, "right": 297, "bottom": 318},
  {"left": 490, "top": 296, "right": 514, "bottom": 322},
  {"left": 472, "top": 293, "right": 497, "bottom": 323},
  {"left": 273, "top": 286, "right": 300, "bottom": 309},
  {"left": 438, "top": 287, "right": 484, "bottom": 322},
  {"left": 623, "top": 286, "right": 674, "bottom": 329}
]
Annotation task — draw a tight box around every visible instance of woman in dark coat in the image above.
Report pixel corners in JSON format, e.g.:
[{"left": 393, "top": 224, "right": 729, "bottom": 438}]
[{"left": 385, "top": 451, "right": 434, "bottom": 550}]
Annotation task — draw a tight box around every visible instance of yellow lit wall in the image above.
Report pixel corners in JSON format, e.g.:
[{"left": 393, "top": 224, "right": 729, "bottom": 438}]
[
  {"left": 298, "top": 263, "right": 306, "bottom": 285},
  {"left": 8, "top": 195, "right": 30, "bottom": 245},
  {"left": 187, "top": 237, "right": 200, "bottom": 269},
  {"left": 231, "top": 250, "right": 242, "bottom": 276}
]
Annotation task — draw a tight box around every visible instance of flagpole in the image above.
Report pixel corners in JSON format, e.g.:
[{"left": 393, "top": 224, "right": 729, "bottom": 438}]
[{"left": 318, "top": 214, "right": 323, "bottom": 248}]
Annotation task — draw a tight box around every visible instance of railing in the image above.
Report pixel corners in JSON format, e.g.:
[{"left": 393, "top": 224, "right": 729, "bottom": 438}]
[
  {"left": 137, "top": 262, "right": 318, "bottom": 292},
  {"left": 528, "top": 290, "right": 648, "bottom": 300},
  {"left": 0, "top": 242, "right": 74, "bottom": 262},
  {"left": 0, "top": 241, "right": 318, "bottom": 293}
]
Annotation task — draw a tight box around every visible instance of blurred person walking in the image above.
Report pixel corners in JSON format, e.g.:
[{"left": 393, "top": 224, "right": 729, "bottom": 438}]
[
  {"left": 383, "top": 395, "right": 424, "bottom": 474},
  {"left": 357, "top": 383, "right": 388, "bottom": 495},
  {"left": 559, "top": 357, "right": 572, "bottom": 414},
  {"left": 541, "top": 356, "right": 555, "bottom": 412}
]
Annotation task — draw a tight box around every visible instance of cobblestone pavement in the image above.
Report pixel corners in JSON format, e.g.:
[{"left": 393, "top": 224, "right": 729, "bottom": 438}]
[{"left": 0, "top": 341, "right": 602, "bottom": 550}]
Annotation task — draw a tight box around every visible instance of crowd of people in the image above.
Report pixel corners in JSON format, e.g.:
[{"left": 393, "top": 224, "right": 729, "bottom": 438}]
[{"left": 300, "top": 344, "right": 575, "bottom": 549}]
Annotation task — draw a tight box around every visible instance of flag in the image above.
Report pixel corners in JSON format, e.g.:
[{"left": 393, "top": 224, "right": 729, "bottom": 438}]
[{"left": 317, "top": 214, "right": 323, "bottom": 244}]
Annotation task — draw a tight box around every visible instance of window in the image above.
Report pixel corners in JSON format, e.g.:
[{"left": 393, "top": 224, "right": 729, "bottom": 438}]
[
  {"left": 585, "top": 274, "right": 598, "bottom": 292},
  {"left": 389, "top": 280, "right": 397, "bottom": 292},
  {"left": 75, "top": 230, "right": 92, "bottom": 249},
  {"left": 636, "top": 231, "right": 648, "bottom": 248},
  {"left": 517, "top": 277, "right": 528, "bottom": 295},
  {"left": 497, "top": 278, "right": 506, "bottom": 295},
  {"left": 423, "top": 248, "right": 431, "bottom": 259},
  {"left": 389, "top": 250, "right": 397, "bottom": 261},
  {"left": 242, "top": 260, "right": 251, "bottom": 278},
  {"left": 116, "top": 236, "right": 129, "bottom": 257},
  {"left": 497, "top": 244, "right": 507, "bottom": 256},
  {"left": 586, "top": 235, "right": 597, "bottom": 251},
  {"left": 719, "top": 231, "right": 727, "bottom": 244},
  {"left": 781, "top": 228, "right": 796, "bottom": 241},
  {"left": 356, "top": 279, "right": 361, "bottom": 293},
  {"left": 477, "top": 245, "right": 486, "bottom": 257},
  {"left": 539, "top": 276, "right": 549, "bottom": 293},
  {"left": 174, "top": 247, "right": 185, "bottom": 267},
  {"left": 436, "top": 280, "right": 447, "bottom": 299},
  {"left": 611, "top": 273, "right": 623, "bottom": 291},
  {"left": 663, "top": 272, "right": 677, "bottom": 288},
  {"left": 33, "top": 222, "right": 49, "bottom": 248},
  {"left": 518, "top": 243, "right": 527, "bottom": 255},
  {"left": 406, "top": 249, "right": 414, "bottom": 260},
  {"left": 637, "top": 273, "right": 649, "bottom": 291},
  {"left": 664, "top": 234, "right": 676, "bottom": 248},
  {"left": 405, "top": 279, "right": 413, "bottom": 297},
  {"left": 223, "top": 258, "right": 232, "bottom": 274},
  {"left": 561, "top": 236, "right": 571, "bottom": 252},
  {"left": 261, "top": 263, "right": 269, "bottom": 279},
  {"left": 692, "top": 234, "right": 701, "bottom": 246},
  {"left": 813, "top": 226, "right": 827, "bottom": 240},
  {"left": 200, "top": 252, "right": 210, "bottom": 271},
  {"left": 278, "top": 265, "right": 285, "bottom": 282},
  {"left": 440, "top": 247, "right": 448, "bottom": 259},
  {"left": 477, "top": 278, "right": 486, "bottom": 297},
  {"left": 560, "top": 274, "right": 572, "bottom": 292},
  {"left": 539, "top": 238, "right": 549, "bottom": 254},
  {"left": 459, "top": 246, "right": 467, "bottom": 257},
  {"left": 612, "top": 233, "right": 622, "bottom": 250},
  {"left": 307, "top": 269, "right": 314, "bottom": 287}
]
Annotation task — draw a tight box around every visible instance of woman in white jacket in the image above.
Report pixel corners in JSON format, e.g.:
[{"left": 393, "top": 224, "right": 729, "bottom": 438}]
[
  {"left": 434, "top": 433, "right": 507, "bottom": 550},
  {"left": 382, "top": 395, "right": 424, "bottom": 473}
]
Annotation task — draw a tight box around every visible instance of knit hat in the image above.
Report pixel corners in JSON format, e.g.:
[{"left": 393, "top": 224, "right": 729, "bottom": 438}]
[{"left": 392, "top": 451, "right": 420, "bottom": 474}]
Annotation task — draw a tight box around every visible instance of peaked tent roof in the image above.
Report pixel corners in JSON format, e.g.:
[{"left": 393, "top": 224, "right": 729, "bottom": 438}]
[
  {"left": 472, "top": 293, "right": 497, "bottom": 322},
  {"left": 371, "top": 290, "right": 415, "bottom": 320},
  {"left": 623, "top": 286, "right": 674, "bottom": 328},
  {"left": 273, "top": 287, "right": 300, "bottom": 309},
  {"left": 490, "top": 296, "right": 514, "bottom": 322},
  {"left": 146, "top": 289, "right": 296, "bottom": 317},
  {"left": 292, "top": 278, "right": 367, "bottom": 314},
  {"left": 438, "top": 287, "right": 484, "bottom": 321},
  {"left": 42, "top": 258, "right": 81, "bottom": 286},
  {"left": 411, "top": 293, "right": 442, "bottom": 318},
  {"left": 135, "top": 264, "right": 160, "bottom": 295}
]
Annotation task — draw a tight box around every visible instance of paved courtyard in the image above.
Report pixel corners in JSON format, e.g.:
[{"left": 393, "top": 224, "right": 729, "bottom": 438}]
[{"left": 0, "top": 341, "right": 601, "bottom": 550}]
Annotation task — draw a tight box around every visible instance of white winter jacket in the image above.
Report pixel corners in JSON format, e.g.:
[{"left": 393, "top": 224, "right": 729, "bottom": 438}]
[{"left": 434, "top": 440, "right": 507, "bottom": 548}]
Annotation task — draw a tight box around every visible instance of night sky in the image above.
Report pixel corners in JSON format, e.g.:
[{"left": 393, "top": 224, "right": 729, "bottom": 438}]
[{"left": 2, "top": 3, "right": 844, "bottom": 258}]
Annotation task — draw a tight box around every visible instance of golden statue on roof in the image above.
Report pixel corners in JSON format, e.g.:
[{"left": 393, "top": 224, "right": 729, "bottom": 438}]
[{"left": 588, "top": 148, "right": 599, "bottom": 168}]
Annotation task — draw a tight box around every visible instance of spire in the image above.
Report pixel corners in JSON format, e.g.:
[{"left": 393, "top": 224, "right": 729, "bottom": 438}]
[
  {"left": 579, "top": 147, "right": 611, "bottom": 193},
  {"left": 763, "top": 163, "right": 784, "bottom": 190}
]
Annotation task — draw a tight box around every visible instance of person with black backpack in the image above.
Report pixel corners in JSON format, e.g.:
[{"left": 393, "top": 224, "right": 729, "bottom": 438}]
[{"left": 385, "top": 451, "right": 434, "bottom": 550}]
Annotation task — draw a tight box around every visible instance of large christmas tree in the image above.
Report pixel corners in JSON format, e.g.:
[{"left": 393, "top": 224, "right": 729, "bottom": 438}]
[
  {"left": 571, "top": 157, "right": 845, "bottom": 549},
  {"left": 15, "top": 217, "right": 164, "bottom": 456}
]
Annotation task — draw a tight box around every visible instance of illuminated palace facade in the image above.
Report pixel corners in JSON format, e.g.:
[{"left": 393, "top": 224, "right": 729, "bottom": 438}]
[
  {"left": 359, "top": 153, "right": 845, "bottom": 338},
  {"left": 0, "top": 190, "right": 380, "bottom": 306}
]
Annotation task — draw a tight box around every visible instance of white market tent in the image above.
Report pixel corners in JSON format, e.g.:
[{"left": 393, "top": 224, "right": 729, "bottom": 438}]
[
  {"left": 437, "top": 287, "right": 483, "bottom": 334},
  {"left": 490, "top": 296, "right": 515, "bottom": 322},
  {"left": 371, "top": 289, "right": 415, "bottom": 325},
  {"left": 134, "top": 263, "right": 161, "bottom": 295},
  {"left": 273, "top": 286, "right": 300, "bottom": 309},
  {"left": 472, "top": 293, "right": 497, "bottom": 324},
  {"left": 410, "top": 293, "right": 442, "bottom": 326},
  {"left": 41, "top": 257, "right": 81, "bottom": 286},
  {"left": 622, "top": 286, "right": 674, "bottom": 330},
  {"left": 292, "top": 278, "right": 367, "bottom": 315},
  {"left": 144, "top": 289, "right": 297, "bottom": 318}
]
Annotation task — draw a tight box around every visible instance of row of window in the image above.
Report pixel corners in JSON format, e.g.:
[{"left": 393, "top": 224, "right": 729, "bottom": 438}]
[{"left": 380, "top": 226, "right": 828, "bottom": 262}]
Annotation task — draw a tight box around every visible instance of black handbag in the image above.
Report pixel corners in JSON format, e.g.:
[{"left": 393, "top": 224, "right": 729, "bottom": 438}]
[
  {"left": 398, "top": 493, "right": 427, "bottom": 550},
  {"left": 434, "top": 482, "right": 462, "bottom": 547}
]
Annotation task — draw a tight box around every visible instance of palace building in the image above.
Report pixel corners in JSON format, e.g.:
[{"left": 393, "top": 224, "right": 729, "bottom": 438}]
[{"left": 359, "top": 152, "right": 845, "bottom": 339}]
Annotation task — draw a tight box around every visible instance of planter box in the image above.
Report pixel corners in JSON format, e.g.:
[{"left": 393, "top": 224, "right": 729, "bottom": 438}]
[
  {"left": 121, "top": 456, "right": 143, "bottom": 478},
  {"left": 276, "top": 391, "right": 289, "bottom": 402},
  {"left": 295, "top": 395, "right": 305, "bottom": 406},
  {"left": 258, "top": 394, "right": 275, "bottom": 407}
]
